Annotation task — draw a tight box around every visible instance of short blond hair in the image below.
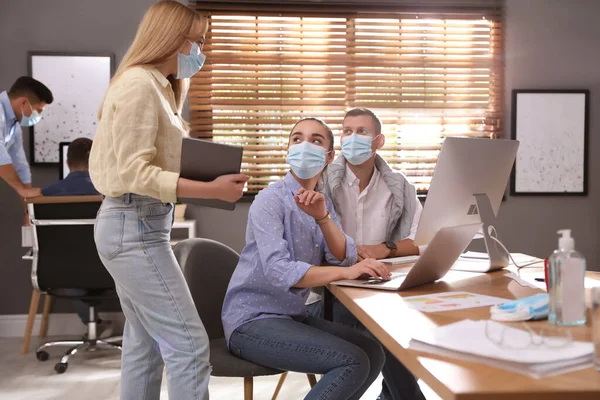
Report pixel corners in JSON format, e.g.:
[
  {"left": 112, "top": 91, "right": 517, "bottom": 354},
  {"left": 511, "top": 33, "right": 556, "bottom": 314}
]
[
  {"left": 344, "top": 108, "right": 382, "bottom": 135},
  {"left": 98, "top": 0, "right": 207, "bottom": 127}
]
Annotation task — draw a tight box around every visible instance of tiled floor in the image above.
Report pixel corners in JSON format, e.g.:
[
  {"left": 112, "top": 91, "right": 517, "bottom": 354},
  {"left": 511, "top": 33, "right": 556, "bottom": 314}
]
[{"left": 0, "top": 336, "right": 440, "bottom": 400}]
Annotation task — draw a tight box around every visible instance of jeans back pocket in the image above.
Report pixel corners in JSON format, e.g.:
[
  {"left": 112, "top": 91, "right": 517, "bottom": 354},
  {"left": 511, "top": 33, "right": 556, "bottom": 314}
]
[{"left": 94, "top": 212, "right": 126, "bottom": 261}]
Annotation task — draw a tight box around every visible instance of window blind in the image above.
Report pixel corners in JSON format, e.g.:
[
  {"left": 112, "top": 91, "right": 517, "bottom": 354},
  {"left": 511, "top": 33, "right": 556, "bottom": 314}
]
[{"left": 189, "top": 2, "right": 504, "bottom": 193}]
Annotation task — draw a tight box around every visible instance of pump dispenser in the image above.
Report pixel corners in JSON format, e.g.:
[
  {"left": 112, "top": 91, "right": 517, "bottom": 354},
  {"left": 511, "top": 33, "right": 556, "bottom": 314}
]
[{"left": 548, "top": 229, "right": 586, "bottom": 326}]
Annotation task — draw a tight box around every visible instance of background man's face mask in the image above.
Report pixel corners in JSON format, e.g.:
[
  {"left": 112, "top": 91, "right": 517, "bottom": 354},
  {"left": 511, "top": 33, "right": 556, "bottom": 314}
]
[{"left": 21, "top": 100, "right": 42, "bottom": 127}]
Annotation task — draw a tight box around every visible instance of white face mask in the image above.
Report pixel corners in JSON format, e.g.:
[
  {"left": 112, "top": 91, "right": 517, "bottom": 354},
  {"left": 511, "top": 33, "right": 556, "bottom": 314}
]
[
  {"left": 341, "top": 133, "right": 378, "bottom": 165},
  {"left": 286, "top": 141, "right": 328, "bottom": 179}
]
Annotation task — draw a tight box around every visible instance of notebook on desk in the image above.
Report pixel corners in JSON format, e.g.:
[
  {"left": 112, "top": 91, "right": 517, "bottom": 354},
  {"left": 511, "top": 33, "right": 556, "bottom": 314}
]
[
  {"left": 331, "top": 223, "right": 481, "bottom": 291},
  {"left": 382, "top": 255, "right": 420, "bottom": 265},
  {"left": 452, "top": 252, "right": 544, "bottom": 273}
]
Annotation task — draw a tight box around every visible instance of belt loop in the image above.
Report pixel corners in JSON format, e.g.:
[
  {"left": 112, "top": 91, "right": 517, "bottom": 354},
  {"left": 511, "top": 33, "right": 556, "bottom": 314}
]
[{"left": 124, "top": 193, "right": 132, "bottom": 204}]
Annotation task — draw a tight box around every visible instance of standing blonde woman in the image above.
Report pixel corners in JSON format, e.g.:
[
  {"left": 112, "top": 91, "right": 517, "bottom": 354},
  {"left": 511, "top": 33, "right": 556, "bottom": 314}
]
[{"left": 89, "top": 2, "right": 248, "bottom": 399}]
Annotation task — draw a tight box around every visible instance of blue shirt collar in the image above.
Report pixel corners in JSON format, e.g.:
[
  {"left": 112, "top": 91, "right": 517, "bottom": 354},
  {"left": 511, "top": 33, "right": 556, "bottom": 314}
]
[
  {"left": 65, "top": 170, "right": 90, "bottom": 178},
  {"left": 283, "top": 171, "right": 303, "bottom": 195},
  {"left": 0, "top": 91, "right": 17, "bottom": 126}
]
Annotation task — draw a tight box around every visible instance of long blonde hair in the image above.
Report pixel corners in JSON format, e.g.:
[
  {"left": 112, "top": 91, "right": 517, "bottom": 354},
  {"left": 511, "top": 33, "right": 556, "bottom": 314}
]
[{"left": 98, "top": 1, "right": 207, "bottom": 125}]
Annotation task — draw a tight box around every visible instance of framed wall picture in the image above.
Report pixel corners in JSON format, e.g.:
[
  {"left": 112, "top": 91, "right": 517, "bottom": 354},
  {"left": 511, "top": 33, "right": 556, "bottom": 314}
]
[
  {"left": 28, "top": 52, "right": 115, "bottom": 164},
  {"left": 510, "top": 89, "right": 589, "bottom": 196}
]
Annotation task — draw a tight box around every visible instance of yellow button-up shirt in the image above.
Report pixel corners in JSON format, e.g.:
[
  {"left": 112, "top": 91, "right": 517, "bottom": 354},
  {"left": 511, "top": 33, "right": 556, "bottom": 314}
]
[{"left": 89, "top": 67, "right": 184, "bottom": 203}]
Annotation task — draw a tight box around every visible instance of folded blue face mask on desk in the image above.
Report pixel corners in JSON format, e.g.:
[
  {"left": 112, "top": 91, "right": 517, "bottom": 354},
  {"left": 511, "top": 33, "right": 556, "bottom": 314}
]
[{"left": 490, "top": 293, "right": 549, "bottom": 322}]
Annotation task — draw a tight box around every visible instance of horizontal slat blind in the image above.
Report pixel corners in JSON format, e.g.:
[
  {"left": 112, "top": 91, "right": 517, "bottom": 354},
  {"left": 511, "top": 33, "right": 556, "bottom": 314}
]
[{"left": 189, "top": 5, "right": 503, "bottom": 193}]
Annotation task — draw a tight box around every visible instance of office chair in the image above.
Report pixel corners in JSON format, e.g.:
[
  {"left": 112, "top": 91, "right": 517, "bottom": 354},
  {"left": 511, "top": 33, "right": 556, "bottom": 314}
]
[
  {"left": 174, "top": 238, "right": 317, "bottom": 400},
  {"left": 27, "top": 196, "right": 122, "bottom": 374}
]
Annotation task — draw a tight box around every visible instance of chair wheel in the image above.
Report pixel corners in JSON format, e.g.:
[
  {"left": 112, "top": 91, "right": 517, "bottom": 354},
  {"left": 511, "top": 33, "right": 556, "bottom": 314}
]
[
  {"left": 54, "top": 362, "right": 68, "bottom": 374},
  {"left": 36, "top": 351, "right": 49, "bottom": 361}
]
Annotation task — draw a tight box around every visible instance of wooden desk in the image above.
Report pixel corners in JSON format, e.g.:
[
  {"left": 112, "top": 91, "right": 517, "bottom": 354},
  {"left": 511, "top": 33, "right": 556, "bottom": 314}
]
[{"left": 327, "top": 266, "right": 600, "bottom": 400}]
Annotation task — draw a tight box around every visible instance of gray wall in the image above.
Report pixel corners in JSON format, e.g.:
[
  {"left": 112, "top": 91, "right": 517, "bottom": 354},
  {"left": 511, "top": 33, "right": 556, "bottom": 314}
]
[
  {"left": 1, "top": 0, "right": 599, "bottom": 315},
  {"left": 493, "top": 0, "right": 600, "bottom": 269}
]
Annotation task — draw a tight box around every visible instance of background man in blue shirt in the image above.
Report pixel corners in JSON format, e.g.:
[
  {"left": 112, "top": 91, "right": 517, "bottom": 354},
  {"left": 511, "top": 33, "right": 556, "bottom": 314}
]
[
  {"left": 41, "top": 138, "right": 110, "bottom": 336},
  {"left": 0, "top": 76, "right": 53, "bottom": 199},
  {"left": 42, "top": 138, "right": 99, "bottom": 196}
]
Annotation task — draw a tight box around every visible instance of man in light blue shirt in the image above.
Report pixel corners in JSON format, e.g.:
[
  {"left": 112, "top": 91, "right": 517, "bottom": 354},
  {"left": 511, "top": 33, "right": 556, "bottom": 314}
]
[{"left": 0, "top": 76, "right": 53, "bottom": 199}]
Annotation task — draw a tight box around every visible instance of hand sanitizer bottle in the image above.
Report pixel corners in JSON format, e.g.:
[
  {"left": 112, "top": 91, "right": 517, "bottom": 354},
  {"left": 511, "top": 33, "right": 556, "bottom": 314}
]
[{"left": 548, "top": 229, "right": 586, "bottom": 326}]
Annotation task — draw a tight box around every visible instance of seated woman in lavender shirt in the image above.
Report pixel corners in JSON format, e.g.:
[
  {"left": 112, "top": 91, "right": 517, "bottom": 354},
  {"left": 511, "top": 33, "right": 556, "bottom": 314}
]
[{"left": 222, "top": 118, "right": 392, "bottom": 400}]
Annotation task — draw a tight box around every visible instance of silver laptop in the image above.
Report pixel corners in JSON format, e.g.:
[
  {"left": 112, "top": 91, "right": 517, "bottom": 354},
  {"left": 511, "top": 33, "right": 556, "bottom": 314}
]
[
  {"left": 179, "top": 137, "right": 243, "bottom": 210},
  {"left": 331, "top": 223, "right": 481, "bottom": 291}
]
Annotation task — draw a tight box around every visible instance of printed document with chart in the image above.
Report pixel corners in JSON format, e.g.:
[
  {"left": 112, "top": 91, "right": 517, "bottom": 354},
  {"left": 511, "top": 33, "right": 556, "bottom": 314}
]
[{"left": 401, "top": 292, "right": 507, "bottom": 313}]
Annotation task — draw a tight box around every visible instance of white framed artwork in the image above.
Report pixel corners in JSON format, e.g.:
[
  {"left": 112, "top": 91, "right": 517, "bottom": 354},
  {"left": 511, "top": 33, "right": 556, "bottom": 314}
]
[
  {"left": 510, "top": 90, "right": 589, "bottom": 196},
  {"left": 28, "top": 52, "right": 114, "bottom": 164}
]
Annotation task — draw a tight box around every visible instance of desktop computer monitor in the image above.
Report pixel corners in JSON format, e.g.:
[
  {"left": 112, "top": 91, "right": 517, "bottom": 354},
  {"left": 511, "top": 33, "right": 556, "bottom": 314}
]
[
  {"left": 414, "top": 137, "right": 519, "bottom": 270},
  {"left": 58, "top": 142, "right": 71, "bottom": 180}
]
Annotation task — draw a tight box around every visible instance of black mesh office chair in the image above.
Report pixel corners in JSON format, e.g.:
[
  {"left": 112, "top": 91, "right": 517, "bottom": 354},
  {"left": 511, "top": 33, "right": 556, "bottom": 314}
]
[
  {"left": 174, "top": 238, "right": 317, "bottom": 400},
  {"left": 27, "top": 196, "right": 122, "bottom": 374}
]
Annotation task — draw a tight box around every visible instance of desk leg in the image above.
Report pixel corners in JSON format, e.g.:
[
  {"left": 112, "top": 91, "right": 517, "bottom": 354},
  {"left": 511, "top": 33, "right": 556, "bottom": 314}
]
[
  {"left": 323, "top": 287, "right": 333, "bottom": 321},
  {"left": 39, "top": 295, "right": 52, "bottom": 338},
  {"left": 21, "top": 289, "right": 41, "bottom": 355}
]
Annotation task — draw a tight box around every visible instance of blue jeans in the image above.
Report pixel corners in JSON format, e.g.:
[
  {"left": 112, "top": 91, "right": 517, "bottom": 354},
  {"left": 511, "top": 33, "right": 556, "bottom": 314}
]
[
  {"left": 94, "top": 194, "right": 210, "bottom": 400},
  {"left": 229, "top": 314, "right": 385, "bottom": 400},
  {"left": 332, "top": 299, "right": 425, "bottom": 400}
]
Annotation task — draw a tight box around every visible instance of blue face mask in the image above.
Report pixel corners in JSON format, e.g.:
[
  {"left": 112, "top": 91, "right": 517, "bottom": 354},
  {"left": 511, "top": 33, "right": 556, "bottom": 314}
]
[
  {"left": 176, "top": 42, "right": 206, "bottom": 79},
  {"left": 341, "top": 133, "right": 377, "bottom": 165},
  {"left": 286, "top": 141, "right": 328, "bottom": 179},
  {"left": 20, "top": 101, "right": 42, "bottom": 127},
  {"left": 490, "top": 293, "right": 549, "bottom": 321}
]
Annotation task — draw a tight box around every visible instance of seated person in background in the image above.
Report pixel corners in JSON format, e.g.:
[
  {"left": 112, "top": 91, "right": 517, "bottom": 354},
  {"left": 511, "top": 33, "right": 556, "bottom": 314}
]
[
  {"left": 322, "top": 108, "right": 426, "bottom": 400},
  {"left": 42, "top": 138, "right": 99, "bottom": 196},
  {"left": 325, "top": 108, "right": 423, "bottom": 260},
  {"left": 42, "top": 137, "right": 110, "bottom": 337},
  {"left": 222, "top": 118, "right": 390, "bottom": 400}
]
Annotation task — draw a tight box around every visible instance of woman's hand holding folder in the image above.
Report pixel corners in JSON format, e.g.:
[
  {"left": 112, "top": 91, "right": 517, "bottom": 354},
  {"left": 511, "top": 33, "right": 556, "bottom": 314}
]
[{"left": 176, "top": 173, "right": 249, "bottom": 202}]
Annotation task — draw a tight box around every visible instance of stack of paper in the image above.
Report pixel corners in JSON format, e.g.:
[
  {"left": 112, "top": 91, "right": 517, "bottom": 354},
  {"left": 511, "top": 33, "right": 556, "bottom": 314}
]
[{"left": 410, "top": 319, "right": 593, "bottom": 378}]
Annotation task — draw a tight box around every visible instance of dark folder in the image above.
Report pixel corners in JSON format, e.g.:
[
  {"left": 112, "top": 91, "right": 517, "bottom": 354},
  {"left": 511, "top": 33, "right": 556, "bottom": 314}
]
[{"left": 179, "top": 137, "right": 243, "bottom": 210}]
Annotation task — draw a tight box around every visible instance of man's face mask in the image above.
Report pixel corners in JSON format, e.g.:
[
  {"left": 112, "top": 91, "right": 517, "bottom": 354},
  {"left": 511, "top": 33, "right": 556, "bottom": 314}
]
[
  {"left": 341, "top": 133, "right": 380, "bottom": 165},
  {"left": 20, "top": 100, "right": 42, "bottom": 127}
]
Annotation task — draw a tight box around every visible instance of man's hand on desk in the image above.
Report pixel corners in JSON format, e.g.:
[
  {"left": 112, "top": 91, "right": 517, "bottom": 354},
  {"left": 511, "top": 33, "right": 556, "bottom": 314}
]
[
  {"left": 20, "top": 187, "right": 41, "bottom": 226},
  {"left": 357, "top": 244, "right": 390, "bottom": 261},
  {"left": 358, "top": 240, "right": 420, "bottom": 261},
  {"left": 18, "top": 187, "right": 42, "bottom": 199}
]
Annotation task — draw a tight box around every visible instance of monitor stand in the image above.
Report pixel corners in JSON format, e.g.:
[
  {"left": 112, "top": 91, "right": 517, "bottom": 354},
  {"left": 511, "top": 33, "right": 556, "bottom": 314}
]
[{"left": 473, "top": 193, "right": 509, "bottom": 270}]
